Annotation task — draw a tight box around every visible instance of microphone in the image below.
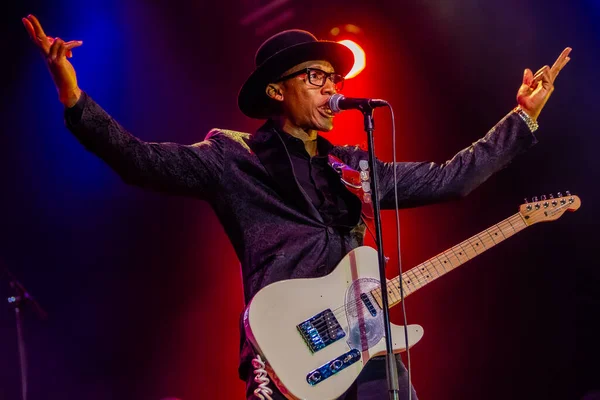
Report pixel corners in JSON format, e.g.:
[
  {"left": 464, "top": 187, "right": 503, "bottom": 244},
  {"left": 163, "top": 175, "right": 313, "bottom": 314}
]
[{"left": 328, "top": 94, "right": 388, "bottom": 113}]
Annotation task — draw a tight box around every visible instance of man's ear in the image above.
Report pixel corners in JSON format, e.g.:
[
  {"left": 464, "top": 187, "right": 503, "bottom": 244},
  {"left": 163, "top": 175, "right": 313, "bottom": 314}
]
[{"left": 266, "top": 84, "right": 284, "bottom": 102}]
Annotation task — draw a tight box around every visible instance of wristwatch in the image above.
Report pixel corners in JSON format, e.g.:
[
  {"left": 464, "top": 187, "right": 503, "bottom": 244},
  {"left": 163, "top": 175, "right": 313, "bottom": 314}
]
[{"left": 513, "top": 106, "right": 539, "bottom": 133}]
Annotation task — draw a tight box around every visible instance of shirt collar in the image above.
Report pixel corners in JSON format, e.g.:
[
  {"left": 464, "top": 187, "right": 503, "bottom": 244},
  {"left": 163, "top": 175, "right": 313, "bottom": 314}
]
[{"left": 271, "top": 124, "right": 335, "bottom": 158}]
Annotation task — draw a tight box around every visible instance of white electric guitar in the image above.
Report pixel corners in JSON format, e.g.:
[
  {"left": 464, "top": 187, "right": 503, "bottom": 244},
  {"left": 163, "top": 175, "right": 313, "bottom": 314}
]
[{"left": 244, "top": 193, "right": 580, "bottom": 400}]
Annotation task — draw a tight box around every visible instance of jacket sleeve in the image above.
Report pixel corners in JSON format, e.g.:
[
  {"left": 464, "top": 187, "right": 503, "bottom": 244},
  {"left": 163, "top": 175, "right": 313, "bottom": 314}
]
[
  {"left": 64, "top": 92, "right": 224, "bottom": 199},
  {"left": 374, "top": 110, "right": 538, "bottom": 209}
]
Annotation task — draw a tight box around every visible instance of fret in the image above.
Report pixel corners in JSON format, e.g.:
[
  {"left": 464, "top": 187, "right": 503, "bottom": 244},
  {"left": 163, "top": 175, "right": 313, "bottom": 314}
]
[
  {"left": 413, "top": 265, "right": 428, "bottom": 287},
  {"left": 413, "top": 268, "right": 427, "bottom": 289},
  {"left": 494, "top": 223, "right": 508, "bottom": 239},
  {"left": 404, "top": 269, "right": 420, "bottom": 289},
  {"left": 445, "top": 248, "right": 463, "bottom": 267},
  {"left": 512, "top": 215, "right": 528, "bottom": 231},
  {"left": 466, "top": 238, "right": 481, "bottom": 255},
  {"left": 499, "top": 222, "right": 513, "bottom": 238},
  {"left": 485, "top": 228, "right": 499, "bottom": 244},
  {"left": 428, "top": 259, "right": 444, "bottom": 277},
  {"left": 437, "top": 254, "right": 453, "bottom": 271},
  {"left": 476, "top": 233, "right": 489, "bottom": 249},
  {"left": 389, "top": 277, "right": 406, "bottom": 296},
  {"left": 398, "top": 279, "right": 412, "bottom": 298},
  {"left": 389, "top": 280, "right": 402, "bottom": 304},
  {"left": 369, "top": 212, "right": 537, "bottom": 311},
  {"left": 400, "top": 284, "right": 409, "bottom": 300},
  {"left": 506, "top": 217, "right": 517, "bottom": 233},
  {"left": 418, "top": 263, "right": 435, "bottom": 280},
  {"left": 467, "top": 235, "right": 487, "bottom": 254},
  {"left": 393, "top": 283, "right": 402, "bottom": 301},
  {"left": 454, "top": 244, "right": 471, "bottom": 262},
  {"left": 372, "top": 288, "right": 382, "bottom": 308},
  {"left": 387, "top": 286, "right": 398, "bottom": 303}
]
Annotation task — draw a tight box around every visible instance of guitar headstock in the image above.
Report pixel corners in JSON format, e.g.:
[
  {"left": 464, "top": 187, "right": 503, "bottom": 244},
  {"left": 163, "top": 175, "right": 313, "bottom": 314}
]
[{"left": 519, "top": 191, "right": 581, "bottom": 225}]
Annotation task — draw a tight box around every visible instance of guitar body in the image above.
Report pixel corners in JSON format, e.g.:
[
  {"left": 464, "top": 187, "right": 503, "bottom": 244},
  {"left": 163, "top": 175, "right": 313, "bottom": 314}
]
[{"left": 244, "top": 246, "right": 424, "bottom": 400}]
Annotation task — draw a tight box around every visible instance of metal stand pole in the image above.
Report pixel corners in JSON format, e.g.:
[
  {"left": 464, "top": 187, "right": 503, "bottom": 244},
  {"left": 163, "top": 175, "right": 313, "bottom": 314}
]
[
  {"left": 361, "top": 107, "right": 399, "bottom": 400},
  {"left": 9, "top": 296, "right": 28, "bottom": 400},
  {"left": 3, "top": 268, "right": 47, "bottom": 400}
]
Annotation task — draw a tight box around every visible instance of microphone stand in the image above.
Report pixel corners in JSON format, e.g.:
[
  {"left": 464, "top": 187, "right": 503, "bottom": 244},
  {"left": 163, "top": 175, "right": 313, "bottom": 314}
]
[
  {"left": 2, "top": 267, "right": 48, "bottom": 400},
  {"left": 360, "top": 106, "right": 399, "bottom": 400}
]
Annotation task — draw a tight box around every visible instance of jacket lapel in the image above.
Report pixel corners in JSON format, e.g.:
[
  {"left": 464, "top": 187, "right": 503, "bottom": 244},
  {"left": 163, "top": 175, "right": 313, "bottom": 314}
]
[{"left": 248, "top": 122, "right": 324, "bottom": 223}]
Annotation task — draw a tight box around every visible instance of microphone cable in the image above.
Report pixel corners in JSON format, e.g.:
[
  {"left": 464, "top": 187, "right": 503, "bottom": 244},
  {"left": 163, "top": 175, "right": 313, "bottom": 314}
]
[{"left": 387, "top": 103, "right": 413, "bottom": 400}]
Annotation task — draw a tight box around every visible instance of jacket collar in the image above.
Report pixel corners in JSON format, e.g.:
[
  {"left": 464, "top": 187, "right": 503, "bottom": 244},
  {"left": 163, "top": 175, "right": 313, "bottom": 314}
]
[{"left": 247, "top": 120, "right": 329, "bottom": 223}]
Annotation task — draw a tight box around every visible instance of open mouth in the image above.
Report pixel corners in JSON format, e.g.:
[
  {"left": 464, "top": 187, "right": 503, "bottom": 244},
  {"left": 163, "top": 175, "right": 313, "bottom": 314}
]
[{"left": 318, "top": 105, "right": 334, "bottom": 118}]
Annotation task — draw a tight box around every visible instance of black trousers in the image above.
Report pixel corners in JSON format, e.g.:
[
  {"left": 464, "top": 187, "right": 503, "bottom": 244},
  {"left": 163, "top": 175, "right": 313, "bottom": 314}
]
[{"left": 246, "top": 355, "right": 418, "bottom": 400}]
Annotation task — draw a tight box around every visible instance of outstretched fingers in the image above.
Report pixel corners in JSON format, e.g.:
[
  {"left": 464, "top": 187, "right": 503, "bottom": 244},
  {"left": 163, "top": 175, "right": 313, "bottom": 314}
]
[
  {"left": 550, "top": 47, "right": 572, "bottom": 78},
  {"left": 22, "top": 14, "right": 50, "bottom": 53},
  {"left": 530, "top": 48, "right": 572, "bottom": 88},
  {"left": 23, "top": 15, "right": 84, "bottom": 60}
]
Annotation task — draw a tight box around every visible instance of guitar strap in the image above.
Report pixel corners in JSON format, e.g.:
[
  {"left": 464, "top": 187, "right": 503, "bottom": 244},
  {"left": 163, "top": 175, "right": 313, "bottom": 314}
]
[{"left": 327, "top": 154, "right": 378, "bottom": 248}]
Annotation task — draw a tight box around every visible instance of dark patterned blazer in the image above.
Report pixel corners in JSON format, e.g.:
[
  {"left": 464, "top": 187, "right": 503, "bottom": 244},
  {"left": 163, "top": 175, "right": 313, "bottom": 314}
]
[{"left": 65, "top": 92, "right": 537, "bottom": 377}]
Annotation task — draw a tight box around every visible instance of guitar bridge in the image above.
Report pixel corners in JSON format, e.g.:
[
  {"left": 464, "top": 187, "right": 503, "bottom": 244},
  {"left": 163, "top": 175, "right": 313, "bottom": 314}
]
[{"left": 297, "top": 309, "right": 345, "bottom": 353}]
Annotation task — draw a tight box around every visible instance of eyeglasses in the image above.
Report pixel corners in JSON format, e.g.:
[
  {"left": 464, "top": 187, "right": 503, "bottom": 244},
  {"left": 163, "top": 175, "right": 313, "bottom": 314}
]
[{"left": 275, "top": 68, "right": 345, "bottom": 92}]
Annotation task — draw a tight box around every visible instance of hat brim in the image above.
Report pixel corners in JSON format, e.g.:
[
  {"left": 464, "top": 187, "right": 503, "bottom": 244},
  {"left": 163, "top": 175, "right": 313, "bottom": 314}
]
[{"left": 238, "top": 41, "right": 354, "bottom": 119}]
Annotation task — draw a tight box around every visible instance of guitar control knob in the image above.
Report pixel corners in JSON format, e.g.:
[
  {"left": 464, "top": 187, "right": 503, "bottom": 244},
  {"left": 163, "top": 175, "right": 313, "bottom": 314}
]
[
  {"left": 330, "top": 360, "right": 343, "bottom": 371},
  {"left": 308, "top": 371, "right": 322, "bottom": 384}
]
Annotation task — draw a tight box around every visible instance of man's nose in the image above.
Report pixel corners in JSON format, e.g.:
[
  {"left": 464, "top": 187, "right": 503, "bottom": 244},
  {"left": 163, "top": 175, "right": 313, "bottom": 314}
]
[{"left": 321, "top": 78, "right": 337, "bottom": 95}]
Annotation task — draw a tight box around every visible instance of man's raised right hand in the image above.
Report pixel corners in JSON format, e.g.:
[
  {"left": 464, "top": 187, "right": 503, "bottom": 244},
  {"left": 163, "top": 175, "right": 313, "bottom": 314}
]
[{"left": 23, "top": 14, "right": 83, "bottom": 108}]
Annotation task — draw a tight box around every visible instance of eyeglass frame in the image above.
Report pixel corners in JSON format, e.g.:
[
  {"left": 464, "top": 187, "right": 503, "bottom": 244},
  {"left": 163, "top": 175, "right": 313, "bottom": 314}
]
[{"left": 274, "top": 67, "right": 345, "bottom": 91}]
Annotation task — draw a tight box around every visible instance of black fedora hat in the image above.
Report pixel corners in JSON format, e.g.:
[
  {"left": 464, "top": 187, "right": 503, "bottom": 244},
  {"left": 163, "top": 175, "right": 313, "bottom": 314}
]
[{"left": 238, "top": 29, "right": 354, "bottom": 119}]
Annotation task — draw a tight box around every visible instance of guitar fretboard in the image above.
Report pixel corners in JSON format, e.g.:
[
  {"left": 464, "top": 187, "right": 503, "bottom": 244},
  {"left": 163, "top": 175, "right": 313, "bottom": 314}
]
[{"left": 370, "top": 213, "right": 528, "bottom": 309}]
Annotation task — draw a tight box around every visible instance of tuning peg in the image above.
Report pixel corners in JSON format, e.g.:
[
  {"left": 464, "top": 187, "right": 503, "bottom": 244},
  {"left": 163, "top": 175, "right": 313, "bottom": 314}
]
[
  {"left": 524, "top": 198, "right": 529, "bottom": 204},
  {"left": 532, "top": 196, "right": 539, "bottom": 202},
  {"left": 541, "top": 195, "right": 547, "bottom": 200},
  {"left": 557, "top": 192, "right": 563, "bottom": 198},
  {"left": 549, "top": 194, "right": 554, "bottom": 199},
  {"left": 566, "top": 190, "right": 571, "bottom": 196}
]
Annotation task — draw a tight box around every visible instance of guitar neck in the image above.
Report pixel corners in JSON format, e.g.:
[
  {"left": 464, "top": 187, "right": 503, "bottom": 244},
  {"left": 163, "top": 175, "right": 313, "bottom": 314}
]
[{"left": 371, "top": 212, "right": 529, "bottom": 309}]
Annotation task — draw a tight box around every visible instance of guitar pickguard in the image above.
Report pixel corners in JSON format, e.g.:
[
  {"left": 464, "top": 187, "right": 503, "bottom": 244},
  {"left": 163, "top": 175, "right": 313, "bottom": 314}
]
[{"left": 345, "top": 278, "right": 384, "bottom": 351}]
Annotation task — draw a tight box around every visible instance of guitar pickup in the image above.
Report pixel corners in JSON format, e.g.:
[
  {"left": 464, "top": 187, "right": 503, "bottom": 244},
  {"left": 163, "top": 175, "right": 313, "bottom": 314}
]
[{"left": 360, "top": 293, "right": 377, "bottom": 317}]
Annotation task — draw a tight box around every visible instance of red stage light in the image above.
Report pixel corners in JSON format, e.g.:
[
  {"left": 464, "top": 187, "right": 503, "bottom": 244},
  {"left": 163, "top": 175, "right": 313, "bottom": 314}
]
[{"left": 338, "top": 39, "right": 366, "bottom": 79}]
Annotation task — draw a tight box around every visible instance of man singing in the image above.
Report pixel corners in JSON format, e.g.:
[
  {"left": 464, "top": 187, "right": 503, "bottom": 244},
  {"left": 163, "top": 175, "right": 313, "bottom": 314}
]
[{"left": 22, "top": 14, "right": 570, "bottom": 400}]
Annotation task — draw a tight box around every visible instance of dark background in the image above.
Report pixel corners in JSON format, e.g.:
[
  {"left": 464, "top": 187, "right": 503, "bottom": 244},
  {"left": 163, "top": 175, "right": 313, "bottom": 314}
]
[{"left": 1, "top": 0, "right": 599, "bottom": 399}]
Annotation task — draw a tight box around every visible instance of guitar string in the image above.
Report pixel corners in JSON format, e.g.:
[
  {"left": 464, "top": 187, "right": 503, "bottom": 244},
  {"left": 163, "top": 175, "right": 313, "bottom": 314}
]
[
  {"left": 308, "top": 217, "right": 524, "bottom": 331},
  {"left": 302, "top": 200, "right": 575, "bottom": 339},
  {"left": 305, "top": 197, "right": 577, "bottom": 332},
  {"left": 306, "top": 216, "right": 527, "bottom": 332}
]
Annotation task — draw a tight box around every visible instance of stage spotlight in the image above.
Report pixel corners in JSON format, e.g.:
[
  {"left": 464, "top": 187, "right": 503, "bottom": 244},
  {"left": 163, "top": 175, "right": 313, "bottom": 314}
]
[
  {"left": 330, "top": 24, "right": 366, "bottom": 79},
  {"left": 338, "top": 39, "right": 366, "bottom": 79}
]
